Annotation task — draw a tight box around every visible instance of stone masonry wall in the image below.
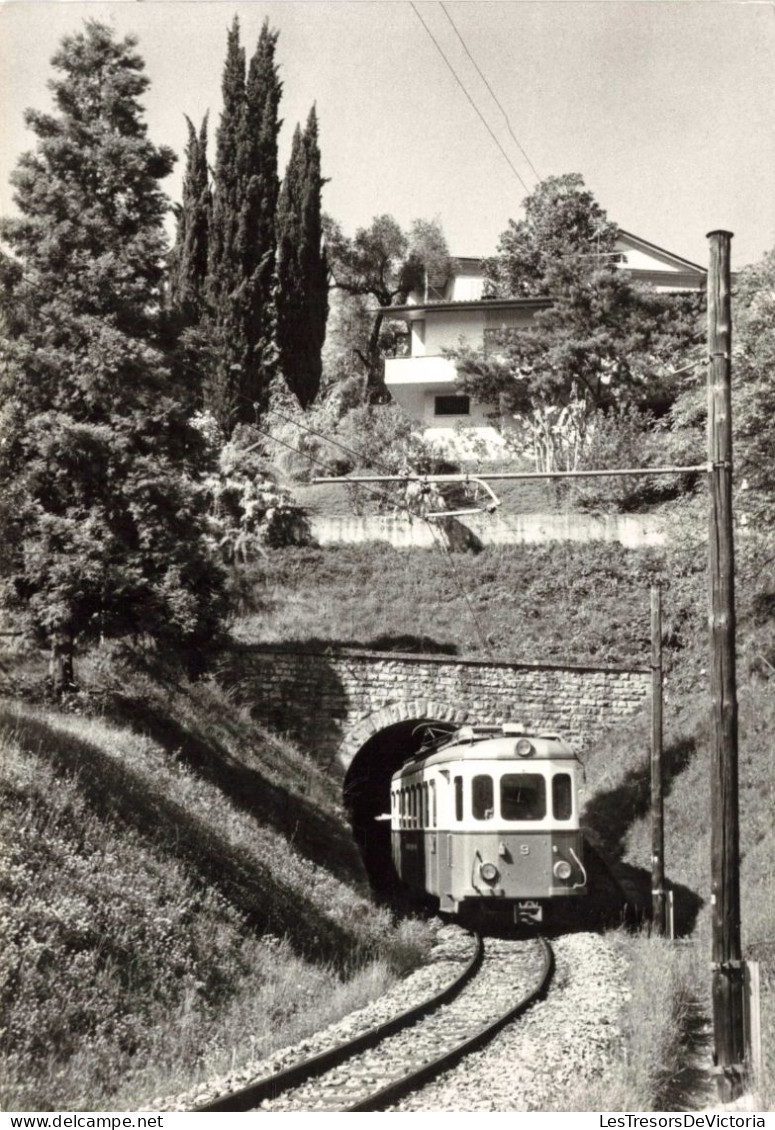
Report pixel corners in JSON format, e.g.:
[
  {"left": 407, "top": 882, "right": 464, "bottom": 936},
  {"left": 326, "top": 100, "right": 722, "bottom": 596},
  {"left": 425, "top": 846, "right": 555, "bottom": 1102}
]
[{"left": 231, "top": 646, "right": 650, "bottom": 768}]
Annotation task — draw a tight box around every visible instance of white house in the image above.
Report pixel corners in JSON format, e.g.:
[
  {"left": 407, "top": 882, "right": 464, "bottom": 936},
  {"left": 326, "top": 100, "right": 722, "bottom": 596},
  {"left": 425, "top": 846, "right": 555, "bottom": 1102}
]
[{"left": 383, "top": 231, "right": 706, "bottom": 454}]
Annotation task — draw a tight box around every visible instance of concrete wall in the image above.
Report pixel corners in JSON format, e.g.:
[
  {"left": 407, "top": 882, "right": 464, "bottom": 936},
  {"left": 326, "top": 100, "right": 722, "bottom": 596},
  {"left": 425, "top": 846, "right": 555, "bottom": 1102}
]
[
  {"left": 231, "top": 646, "right": 650, "bottom": 768},
  {"left": 309, "top": 511, "right": 666, "bottom": 550}
]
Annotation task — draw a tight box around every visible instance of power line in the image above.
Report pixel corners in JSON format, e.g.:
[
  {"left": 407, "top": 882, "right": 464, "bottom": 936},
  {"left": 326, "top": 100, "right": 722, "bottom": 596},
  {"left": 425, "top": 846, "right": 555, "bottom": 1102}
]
[
  {"left": 265, "top": 405, "right": 398, "bottom": 479},
  {"left": 409, "top": 1, "right": 531, "bottom": 196},
  {"left": 438, "top": 1, "right": 541, "bottom": 184}
]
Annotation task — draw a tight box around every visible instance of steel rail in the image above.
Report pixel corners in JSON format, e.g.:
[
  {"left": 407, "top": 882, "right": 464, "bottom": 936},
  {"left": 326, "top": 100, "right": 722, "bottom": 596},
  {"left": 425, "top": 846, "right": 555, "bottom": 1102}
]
[
  {"left": 194, "top": 930, "right": 483, "bottom": 1113},
  {"left": 344, "top": 935, "right": 554, "bottom": 1112}
]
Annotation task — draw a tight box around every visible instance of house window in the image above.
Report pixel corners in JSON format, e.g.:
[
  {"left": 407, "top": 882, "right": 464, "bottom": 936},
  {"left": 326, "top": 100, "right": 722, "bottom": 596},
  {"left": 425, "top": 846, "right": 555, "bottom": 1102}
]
[{"left": 434, "top": 394, "right": 470, "bottom": 417}]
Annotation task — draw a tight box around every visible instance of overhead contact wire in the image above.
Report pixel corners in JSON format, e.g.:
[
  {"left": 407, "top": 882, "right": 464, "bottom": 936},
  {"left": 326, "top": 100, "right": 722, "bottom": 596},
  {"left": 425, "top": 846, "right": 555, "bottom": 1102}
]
[
  {"left": 409, "top": 1, "right": 531, "bottom": 195},
  {"left": 439, "top": 1, "right": 541, "bottom": 183}
]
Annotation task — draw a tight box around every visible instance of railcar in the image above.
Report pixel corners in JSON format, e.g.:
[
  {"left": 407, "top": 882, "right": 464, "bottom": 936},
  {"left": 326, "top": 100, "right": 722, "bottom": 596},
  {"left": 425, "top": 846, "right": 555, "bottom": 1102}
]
[{"left": 390, "top": 723, "right": 587, "bottom": 924}]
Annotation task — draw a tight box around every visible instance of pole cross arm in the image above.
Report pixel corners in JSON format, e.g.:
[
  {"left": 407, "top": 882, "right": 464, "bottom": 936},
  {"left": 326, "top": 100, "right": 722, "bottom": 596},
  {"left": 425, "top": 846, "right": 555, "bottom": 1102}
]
[{"left": 312, "top": 464, "right": 709, "bottom": 485}]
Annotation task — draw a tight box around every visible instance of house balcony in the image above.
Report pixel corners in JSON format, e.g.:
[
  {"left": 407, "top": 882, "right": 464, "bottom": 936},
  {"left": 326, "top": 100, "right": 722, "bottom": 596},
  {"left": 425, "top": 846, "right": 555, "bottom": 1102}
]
[{"left": 384, "top": 354, "right": 459, "bottom": 388}]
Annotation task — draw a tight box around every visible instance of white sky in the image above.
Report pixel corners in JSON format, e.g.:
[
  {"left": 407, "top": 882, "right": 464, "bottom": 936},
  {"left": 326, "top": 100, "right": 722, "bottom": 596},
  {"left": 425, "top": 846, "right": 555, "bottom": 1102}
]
[{"left": 1, "top": 0, "right": 773, "bottom": 270}]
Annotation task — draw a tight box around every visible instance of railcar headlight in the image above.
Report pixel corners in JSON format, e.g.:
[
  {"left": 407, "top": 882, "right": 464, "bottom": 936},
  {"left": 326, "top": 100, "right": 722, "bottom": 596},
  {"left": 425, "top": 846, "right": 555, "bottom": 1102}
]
[
  {"left": 480, "top": 862, "right": 499, "bottom": 883},
  {"left": 515, "top": 739, "right": 535, "bottom": 757},
  {"left": 553, "top": 859, "right": 572, "bottom": 881}
]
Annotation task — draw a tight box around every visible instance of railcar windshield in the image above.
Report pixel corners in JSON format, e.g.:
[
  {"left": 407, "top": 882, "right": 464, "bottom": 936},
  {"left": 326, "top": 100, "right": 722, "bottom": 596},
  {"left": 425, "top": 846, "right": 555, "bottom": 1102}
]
[{"left": 500, "top": 774, "right": 546, "bottom": 821}]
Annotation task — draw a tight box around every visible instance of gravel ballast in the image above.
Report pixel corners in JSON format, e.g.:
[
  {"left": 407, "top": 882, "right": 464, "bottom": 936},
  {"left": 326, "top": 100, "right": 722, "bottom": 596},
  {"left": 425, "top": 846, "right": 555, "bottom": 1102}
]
[{"left": 387, "top": 931, "right": 629, "bottom": 1112}]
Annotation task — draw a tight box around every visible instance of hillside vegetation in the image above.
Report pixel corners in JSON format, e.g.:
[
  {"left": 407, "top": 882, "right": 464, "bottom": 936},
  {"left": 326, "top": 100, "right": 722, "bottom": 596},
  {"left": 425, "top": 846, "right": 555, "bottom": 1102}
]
[{"left": 0, "top": 656, "right": 430, "bottom": 1111}]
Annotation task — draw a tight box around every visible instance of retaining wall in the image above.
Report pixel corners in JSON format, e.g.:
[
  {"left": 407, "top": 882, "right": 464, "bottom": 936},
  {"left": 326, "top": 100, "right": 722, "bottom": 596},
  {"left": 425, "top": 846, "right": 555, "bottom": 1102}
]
[{"left": 309, "top": 512, "right": 666, "bottom": 550}]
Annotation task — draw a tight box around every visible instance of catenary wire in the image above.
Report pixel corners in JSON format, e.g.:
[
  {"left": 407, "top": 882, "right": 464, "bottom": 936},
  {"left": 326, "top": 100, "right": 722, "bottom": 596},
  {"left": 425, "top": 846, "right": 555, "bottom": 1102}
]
[
  {"left": 409, "top": 1, "right": 531, "bottom": 196},
  {"left": 439, "top": 1, "right": 541, "bottom": 183}
]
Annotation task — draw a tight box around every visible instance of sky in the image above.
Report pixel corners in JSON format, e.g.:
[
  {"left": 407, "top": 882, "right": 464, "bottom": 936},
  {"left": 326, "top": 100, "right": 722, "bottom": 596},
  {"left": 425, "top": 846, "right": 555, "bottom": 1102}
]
[{"left": 1, "top": 0, "right": 773, "bottom": 271}]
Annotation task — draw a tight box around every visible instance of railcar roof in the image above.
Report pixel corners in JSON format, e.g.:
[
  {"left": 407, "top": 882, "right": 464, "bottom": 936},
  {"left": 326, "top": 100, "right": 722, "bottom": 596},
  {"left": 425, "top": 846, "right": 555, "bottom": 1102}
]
[{"left": 393, "top": 726, "right": 577, "bottom": 778}]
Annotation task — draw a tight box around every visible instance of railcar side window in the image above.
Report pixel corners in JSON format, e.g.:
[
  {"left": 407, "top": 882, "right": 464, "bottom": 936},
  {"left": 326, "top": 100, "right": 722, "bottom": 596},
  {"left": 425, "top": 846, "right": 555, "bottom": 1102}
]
[
  {"left": 472, "top": 774, "right": 494, "bottom": 820},
  {"left": 422, "top": 782, "right": 429, "bottom": 827},
  {"left": 454, "top": 775, "right": 463, "bottom": 821},
  {"left": 430, "top": 780, "right": 436, "bottom": 828},
  {"left": 552, "top": 773, "right": 573, "bottom": 820},
  {"left": 500, "top": 774, "right": 546, "bottom": 821}
]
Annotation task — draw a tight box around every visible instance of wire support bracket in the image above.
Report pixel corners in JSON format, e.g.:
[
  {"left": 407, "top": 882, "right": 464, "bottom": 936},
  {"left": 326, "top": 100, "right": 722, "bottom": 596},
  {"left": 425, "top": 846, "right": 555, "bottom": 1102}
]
[{"left": 709, "top": 1063, "right": 746, "bottom": 1078}]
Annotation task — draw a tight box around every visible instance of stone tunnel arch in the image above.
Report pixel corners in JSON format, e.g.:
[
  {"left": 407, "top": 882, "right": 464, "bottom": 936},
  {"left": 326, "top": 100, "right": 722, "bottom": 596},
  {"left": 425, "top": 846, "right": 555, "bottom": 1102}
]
[{"left": 341, "top": 701, "right": 470, "bottom": 892}]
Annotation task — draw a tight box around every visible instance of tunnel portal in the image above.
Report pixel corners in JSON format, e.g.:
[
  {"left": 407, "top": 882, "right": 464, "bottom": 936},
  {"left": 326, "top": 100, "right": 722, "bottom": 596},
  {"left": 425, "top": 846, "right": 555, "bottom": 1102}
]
[{"left": 343, "top": 717, "right": 456, "bottom": 893}]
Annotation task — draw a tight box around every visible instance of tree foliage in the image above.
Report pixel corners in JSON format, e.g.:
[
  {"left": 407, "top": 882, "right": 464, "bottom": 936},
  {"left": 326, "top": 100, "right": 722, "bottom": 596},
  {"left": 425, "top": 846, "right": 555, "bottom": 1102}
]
[
  {"left": 192, "top": 417, "right": 309, "bottom": 560},
  {"left": 325, "top": 214, "right": 451, "bottom": 403},
  {"left": 276, "top": 106, "right": 328, "bottom": 409},
  {"left": 483, "top": 173, "right": 619, "bottom": 299},
  {"left": 454, "top": 174, "right": 704, "bottom": 471},
  {"left": 0, "top": 20, "right": 225, "bottom": 684},
  {"left": 730, "top": 249, "right": 775, "bottom": 521}
]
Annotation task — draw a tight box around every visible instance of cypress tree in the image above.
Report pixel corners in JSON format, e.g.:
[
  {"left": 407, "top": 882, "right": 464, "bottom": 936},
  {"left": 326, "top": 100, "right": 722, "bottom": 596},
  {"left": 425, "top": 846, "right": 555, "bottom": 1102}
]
[
  {"left": 277, "top": 105, "right": 328, "bottom": 408},
  {"left": 238, "top": 19, "right": 282, "bottom": 417},
  {"left": 205, "top": 17, "right": 246, "bottom": 432},
  {"left": 205, "top": 17, "right": 281, "bottom": 432},
  {"left": 169, "top": 113, "right": 210, "bottom": 320}
]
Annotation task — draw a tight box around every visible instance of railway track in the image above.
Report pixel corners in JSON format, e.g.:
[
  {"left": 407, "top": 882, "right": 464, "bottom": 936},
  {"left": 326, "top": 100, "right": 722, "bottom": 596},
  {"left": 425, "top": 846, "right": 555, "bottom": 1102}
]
[{"left": 196, "top": 933, "right": 553, "bottom": 1114}]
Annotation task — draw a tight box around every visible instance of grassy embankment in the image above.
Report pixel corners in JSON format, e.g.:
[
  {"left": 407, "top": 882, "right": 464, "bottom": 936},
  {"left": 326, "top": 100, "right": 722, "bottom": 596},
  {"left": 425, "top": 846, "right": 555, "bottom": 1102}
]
[
  {"left": 235, "top": 524, "right": 774, "bottom": 1109},
  {"left": 0, "top": 655, "right": 430, "bottom": 1111}
]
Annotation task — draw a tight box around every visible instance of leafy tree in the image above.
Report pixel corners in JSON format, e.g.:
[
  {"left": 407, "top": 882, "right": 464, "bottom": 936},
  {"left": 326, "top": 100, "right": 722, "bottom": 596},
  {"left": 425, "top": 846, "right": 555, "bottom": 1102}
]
[
  {"left": 483, "top": 173, "right": 619, "bottom": 299},
  {"left": 668, "top": 248, "right": 775, "bottom": 522},
  {"left": 731, "top": 249, "right": 775, "bottom": 521},
  {"left": 191, "top": 418, "right": 309, "bottom": 561},
  {"left": 325, "top": 214, "right": 451, "bottom": 403},
  {"left": 276, "top": 106, "right": 328, "bottom": 408},
  {"left": 0, "top": 20, "right": 226, "bottom": 688},
  {"left": 454, "top": 174, "right": 704, "bottom": 471}
]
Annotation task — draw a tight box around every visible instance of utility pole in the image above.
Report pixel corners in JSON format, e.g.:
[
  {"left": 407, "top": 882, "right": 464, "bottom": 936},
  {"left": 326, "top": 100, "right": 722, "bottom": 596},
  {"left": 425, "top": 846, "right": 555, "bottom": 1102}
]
[
  {"left": 707, "top": 229, "right": 745, "bottom": 1102},
  {"left": 650, "top": 583, "right": 665, "bottom": 936}
]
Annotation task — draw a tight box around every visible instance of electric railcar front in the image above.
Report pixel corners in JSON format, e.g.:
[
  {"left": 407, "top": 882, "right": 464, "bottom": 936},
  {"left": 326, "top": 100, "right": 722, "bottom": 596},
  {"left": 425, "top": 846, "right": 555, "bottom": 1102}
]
[{"left": 390, "top": 724, "right": 587, "bottom": 923}]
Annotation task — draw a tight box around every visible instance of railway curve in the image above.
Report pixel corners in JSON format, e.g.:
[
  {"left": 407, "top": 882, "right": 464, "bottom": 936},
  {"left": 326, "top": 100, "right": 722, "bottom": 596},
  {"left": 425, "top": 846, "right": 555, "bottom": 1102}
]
[{"left": 246, "top": 934, "right": 553, "bottom": 1113}]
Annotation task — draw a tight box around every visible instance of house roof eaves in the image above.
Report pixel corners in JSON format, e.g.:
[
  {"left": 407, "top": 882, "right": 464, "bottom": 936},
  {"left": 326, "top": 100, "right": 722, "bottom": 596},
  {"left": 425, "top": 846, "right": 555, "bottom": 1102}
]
[{"left": 617, "top": 229, "right": 706, "bottom": 274}]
